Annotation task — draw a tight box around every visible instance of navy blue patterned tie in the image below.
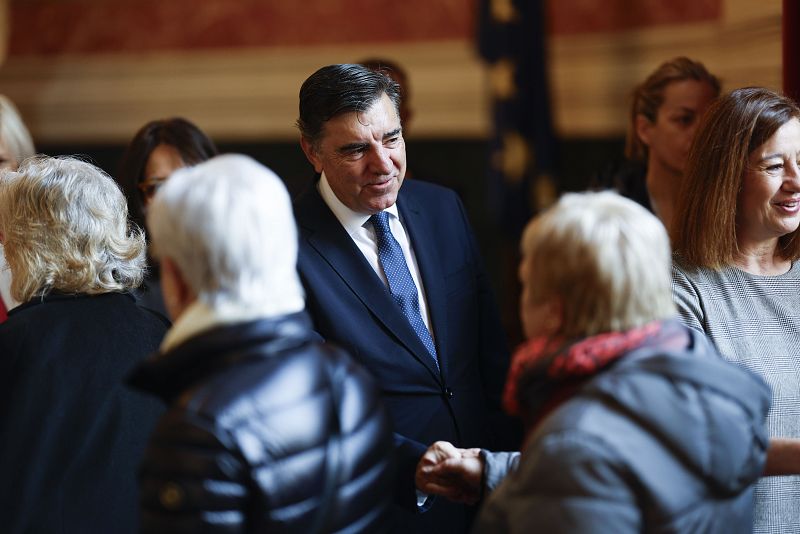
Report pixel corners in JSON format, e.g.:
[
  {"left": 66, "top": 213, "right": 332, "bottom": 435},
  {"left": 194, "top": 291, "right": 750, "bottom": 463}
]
[{"left": 371, "top": 211, "right": 439, "bottom": 369}]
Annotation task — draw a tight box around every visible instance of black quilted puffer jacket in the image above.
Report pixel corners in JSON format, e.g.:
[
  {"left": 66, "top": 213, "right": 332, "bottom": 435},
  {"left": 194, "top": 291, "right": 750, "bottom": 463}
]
[{"left": 128, "top": 311, "right": 395, "bottom": 533}]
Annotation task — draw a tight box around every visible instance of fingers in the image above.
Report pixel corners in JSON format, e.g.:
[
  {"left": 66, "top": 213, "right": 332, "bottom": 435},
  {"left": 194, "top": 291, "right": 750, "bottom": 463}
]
[
  {"left": 430, "top": 441, "right": 462, "bottom": 460},
  {"left": 415, "top": 441, "right": 484, "bottom": 505},
  {"left": 418, "top": 441, "right": 462, "bottom": 469},
  {"left": 426, "top": 456, "right": 469, "bottom": 476},
  {"left": 463, "top": 447, "right": 482, "bottom": 458}
]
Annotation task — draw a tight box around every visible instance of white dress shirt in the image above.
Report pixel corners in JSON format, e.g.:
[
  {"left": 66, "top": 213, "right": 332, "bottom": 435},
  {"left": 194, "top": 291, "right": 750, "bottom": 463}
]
[{"left": 318, "top": 172, "right": 434, "bottom": 337}]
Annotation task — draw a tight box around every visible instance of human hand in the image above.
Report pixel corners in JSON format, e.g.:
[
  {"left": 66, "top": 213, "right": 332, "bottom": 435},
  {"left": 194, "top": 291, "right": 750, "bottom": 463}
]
[{"left": 415, "top": 441, "right": 484, "bottom": 504}]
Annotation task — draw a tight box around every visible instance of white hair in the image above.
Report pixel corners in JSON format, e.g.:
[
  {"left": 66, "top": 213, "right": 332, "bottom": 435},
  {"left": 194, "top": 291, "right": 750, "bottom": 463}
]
[
  {"left": 146, "top": 154, "right": 304, "bottom": 317},
  {"left": 0, "top": 156, "right": 145, "bottom": 302},
  {"left": 520, "top": 190, "right": 676, "bottom": 338}
]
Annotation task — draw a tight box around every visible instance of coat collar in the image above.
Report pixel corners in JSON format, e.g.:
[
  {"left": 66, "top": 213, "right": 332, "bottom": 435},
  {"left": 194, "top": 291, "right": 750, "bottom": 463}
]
[
  {"left": 10, "top": 291, "right": 136, "bottom": 315},
  {"left": 128, "top": 311, "right": 315, "bottom": 402}
]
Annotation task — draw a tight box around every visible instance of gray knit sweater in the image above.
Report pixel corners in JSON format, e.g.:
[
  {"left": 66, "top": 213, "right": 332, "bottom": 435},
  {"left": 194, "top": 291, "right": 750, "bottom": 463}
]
[{"left": 672, "top": 256, "right": 800, "bottom": 534}]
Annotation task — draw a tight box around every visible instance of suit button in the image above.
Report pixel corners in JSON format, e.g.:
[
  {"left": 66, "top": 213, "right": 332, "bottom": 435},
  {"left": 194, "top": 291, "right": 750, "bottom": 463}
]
[{"left": 444, "top": 387, "right": 454, "bottom": 399}]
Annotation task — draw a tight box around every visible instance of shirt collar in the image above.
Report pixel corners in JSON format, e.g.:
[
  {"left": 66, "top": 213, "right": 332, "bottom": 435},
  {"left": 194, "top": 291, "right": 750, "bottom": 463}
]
[
  {"left": 318, "top": 171, "right": 399, "bottom": 232},
  {"left": 160, "top": 299, "right": 294, "bottom": 354}
]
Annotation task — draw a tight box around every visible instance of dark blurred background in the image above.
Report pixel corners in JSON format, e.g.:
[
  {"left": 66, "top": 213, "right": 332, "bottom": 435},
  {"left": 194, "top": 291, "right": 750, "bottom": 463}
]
[{"left": 0, "top": 0, "right": 785, "bottom": 345}]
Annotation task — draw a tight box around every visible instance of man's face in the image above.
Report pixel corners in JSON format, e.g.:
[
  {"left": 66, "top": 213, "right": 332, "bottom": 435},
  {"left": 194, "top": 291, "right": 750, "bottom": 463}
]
[{"left": 303, "top": 93, "right": 406, "bottom": 214}]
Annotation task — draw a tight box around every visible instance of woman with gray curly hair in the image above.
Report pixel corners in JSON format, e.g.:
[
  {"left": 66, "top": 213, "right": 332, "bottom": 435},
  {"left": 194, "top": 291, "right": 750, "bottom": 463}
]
[{"left": 0, "top": 156, "right": 168, "bottom": 533}]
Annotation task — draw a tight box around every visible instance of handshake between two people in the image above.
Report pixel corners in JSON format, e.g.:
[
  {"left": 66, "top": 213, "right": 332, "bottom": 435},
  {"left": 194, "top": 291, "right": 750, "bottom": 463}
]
[{"left": 414, "top": 441, "right": 485, "bottom": 505}]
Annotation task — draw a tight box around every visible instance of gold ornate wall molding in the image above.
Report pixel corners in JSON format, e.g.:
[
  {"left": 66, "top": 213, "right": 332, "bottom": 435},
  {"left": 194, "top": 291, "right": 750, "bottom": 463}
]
[
  {"left": 0, "top": 41, "right": 488, "bottom": 143},
  {"left": 0, "top": 0, "right": 7, "bottom": 64},
  {"left": 550, "top": 0, "right": 782, "bottom": 136},
  {"left": 0, "top": 0, "right": 781, "bottom": 143}
]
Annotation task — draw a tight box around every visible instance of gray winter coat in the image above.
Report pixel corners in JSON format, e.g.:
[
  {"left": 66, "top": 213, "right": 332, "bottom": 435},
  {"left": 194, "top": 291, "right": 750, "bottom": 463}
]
[{"left": 475, "top": 325, "right": 770, "bottom": 533}]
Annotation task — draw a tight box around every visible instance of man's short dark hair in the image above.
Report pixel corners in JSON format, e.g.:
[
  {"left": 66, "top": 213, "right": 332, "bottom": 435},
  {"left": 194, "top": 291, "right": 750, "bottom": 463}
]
[{"left": 297, "top": 63, "right": 401, "bottom": 148}]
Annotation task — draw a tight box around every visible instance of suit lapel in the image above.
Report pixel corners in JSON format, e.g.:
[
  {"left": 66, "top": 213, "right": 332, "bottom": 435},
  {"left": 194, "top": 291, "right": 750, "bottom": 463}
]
[
  {"left": 397, "top": 190, "right": 449, "bottom": 376},
  {"left": 295, "top": 186, "right": 442, "bottom": 381}
]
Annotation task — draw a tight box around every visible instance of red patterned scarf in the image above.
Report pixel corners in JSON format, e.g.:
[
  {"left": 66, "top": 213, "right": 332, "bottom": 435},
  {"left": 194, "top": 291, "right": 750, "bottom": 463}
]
[{"left": 504, "top": 321, "right": 664, "bottom": 429}]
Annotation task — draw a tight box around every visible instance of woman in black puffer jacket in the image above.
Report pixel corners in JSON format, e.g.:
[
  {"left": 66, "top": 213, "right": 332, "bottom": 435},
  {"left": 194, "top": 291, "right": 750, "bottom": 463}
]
[{"left": 128, "top": 154, "right": 395, "bottom": 533}]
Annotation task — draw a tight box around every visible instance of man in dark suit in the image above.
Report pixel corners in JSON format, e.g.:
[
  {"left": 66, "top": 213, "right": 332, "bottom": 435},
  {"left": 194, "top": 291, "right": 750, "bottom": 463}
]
[{"left": 294, "top": 63, "right": 514, "bottom": 533}]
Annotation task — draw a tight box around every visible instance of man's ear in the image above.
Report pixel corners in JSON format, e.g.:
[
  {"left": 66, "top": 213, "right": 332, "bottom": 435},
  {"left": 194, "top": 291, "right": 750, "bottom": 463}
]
[
  {"left": 160, "top": 256, "right": 196, "bottom": 321},
  {"left": 300, "top": 137, "right": 323, "bottom": 174},
  {"left": 635, "top": 114, "right": 654, "bottom": 148},
  {"left": 542, "top": 297, "right": 564, "bottom": 338}
]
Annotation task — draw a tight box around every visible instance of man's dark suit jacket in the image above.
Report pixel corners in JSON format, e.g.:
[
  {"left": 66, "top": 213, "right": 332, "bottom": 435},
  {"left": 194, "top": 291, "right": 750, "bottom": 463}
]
[{"left": 294, "top": 178, "right": 513, "bottom": 533}]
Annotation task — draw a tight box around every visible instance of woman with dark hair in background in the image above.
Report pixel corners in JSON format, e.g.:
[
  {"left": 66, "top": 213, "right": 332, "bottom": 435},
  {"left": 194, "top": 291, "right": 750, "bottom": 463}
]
[{"left": 117, "top": 117, "right": 217, "bottom": 315}]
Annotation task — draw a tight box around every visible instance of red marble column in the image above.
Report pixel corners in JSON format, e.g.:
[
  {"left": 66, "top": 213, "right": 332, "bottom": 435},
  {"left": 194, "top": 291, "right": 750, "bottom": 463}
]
[{"left": 784, "top": 0, "right": 800, "bottom": 102}]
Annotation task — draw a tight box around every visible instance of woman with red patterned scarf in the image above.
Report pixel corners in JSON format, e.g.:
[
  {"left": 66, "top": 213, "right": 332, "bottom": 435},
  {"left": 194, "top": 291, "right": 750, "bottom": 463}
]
[{"left": 415, "top": 191, "right": 771, "bottom": 533}]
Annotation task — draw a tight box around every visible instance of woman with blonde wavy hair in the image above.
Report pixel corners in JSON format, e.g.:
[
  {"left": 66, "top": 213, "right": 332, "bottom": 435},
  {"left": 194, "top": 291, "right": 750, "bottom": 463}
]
[
  {"left": 594, "top": 57, "right": 719, "bottom": 233},
  {"left": 0, "top": 156, "right": 168, "bottom": 534}
]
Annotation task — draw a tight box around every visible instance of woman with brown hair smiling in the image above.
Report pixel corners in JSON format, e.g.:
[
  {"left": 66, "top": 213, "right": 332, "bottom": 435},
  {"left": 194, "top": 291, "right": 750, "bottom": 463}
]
[{"left": 672, "top": 86, "right": 800, "bottom": 533}]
